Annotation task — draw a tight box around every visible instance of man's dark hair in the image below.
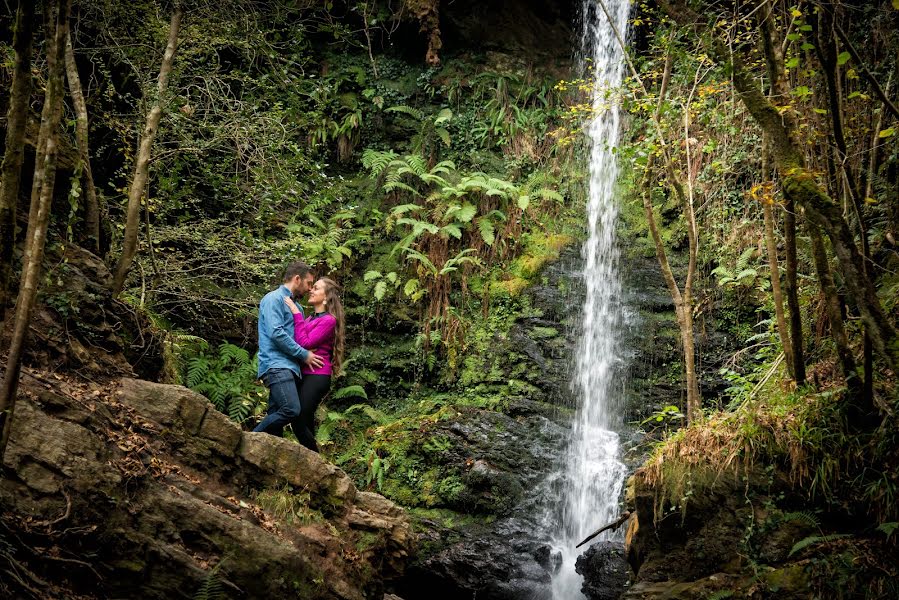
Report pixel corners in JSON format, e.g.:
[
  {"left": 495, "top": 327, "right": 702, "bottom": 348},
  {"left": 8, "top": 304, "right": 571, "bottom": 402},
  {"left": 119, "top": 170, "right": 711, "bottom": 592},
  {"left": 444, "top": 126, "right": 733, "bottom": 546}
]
[{"left": 283, "top": 261, "right": 312, "bottom": 282}]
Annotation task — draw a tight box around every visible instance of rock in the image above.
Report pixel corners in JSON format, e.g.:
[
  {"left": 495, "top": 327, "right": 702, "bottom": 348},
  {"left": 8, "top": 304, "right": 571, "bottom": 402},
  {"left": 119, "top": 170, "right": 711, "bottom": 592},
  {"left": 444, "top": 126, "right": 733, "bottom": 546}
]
[
  {"left": 117, "top": 377, "right": 208, "bottom": 434},
  {"left": 240, "top": 432, "right": 357, "bottom": 510},
  {"left": 1, "top": 376, "right": 413, "bottom": 599},
  {"left": 575, "top": 541, "right": 632, "bottom": 600}
]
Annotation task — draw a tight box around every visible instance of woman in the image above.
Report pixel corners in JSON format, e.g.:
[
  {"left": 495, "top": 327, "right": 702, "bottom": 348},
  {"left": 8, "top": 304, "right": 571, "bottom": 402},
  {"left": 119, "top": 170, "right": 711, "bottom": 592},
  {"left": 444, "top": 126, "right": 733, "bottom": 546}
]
[{"left": 283, "top": 277, "right": 344, "bottom": 451}]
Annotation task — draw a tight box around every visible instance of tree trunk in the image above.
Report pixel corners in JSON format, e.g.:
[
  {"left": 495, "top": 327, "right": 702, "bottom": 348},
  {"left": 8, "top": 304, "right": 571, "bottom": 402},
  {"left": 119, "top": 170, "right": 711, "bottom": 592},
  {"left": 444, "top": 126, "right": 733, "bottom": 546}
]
[
  {"left": 808, "top": 226, "right": 861, "bottom": 398},
  {"left": 762, "top": 199, "right": 795, "bottom": 379},
  {"left": 0, "top": 0, "right": 72, "bottom": 462},
  {"left": 0, "top": 1, "right": 35, "bottom": 310},
  {"left": 783, "top": 198, "right": 805, "bottom": 386},
  {"left": 112, "top": 7, "right": 183, "bottom": 295},
  {"left": 64, "top": 32, "right": 101, "bottom": 254}
]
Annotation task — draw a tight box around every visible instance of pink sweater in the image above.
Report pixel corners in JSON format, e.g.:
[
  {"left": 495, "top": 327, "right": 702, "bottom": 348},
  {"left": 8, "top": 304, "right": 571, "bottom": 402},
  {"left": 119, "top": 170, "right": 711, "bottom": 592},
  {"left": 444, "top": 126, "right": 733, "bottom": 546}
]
[{"left": 293, "top": 312, "right": 336, "bottom": 375}]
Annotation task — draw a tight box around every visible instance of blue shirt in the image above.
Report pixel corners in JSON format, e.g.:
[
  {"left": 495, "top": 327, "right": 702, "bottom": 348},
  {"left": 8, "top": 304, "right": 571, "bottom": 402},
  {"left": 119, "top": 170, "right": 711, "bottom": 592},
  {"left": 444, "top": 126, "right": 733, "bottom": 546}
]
[{"left": 257, "top": 285, "right": 309, "bottom": 378}]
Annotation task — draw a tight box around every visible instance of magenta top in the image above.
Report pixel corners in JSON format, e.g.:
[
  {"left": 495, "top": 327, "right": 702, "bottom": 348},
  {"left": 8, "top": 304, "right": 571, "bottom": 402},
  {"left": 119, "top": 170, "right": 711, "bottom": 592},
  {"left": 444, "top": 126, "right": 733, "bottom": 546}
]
[{"left": 293, "top": 312, "right": 336, "bottom": 375}]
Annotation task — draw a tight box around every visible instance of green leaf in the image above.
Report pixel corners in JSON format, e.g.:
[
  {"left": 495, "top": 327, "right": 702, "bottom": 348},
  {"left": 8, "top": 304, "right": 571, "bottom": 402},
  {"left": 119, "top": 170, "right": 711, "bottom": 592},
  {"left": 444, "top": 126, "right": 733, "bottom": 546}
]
[
  {"left": 403, "top": 278, "right": 419, "bottom": 296},
  {"left": 785, "top": 57, "right": 800, "bottom": 69},
  {"left": 454, "top": 203, "right": 477, "bottom": 223},
  {"left": 334, "top": 385, "right": 368, "bottom": 400},
  {"left": 836, "top": 51, "right": 851, "bottom": 66},
  {"left": 391, "top": 203, "right": 424, "bottom": 215},
  {"left": 436, "top": 127, "right": 451, "bottom": 147},
  {"left": 364, "top": 270, "right": 382, "bottom": 282},
  {"left": 877, "top": 522, "right": 898, "bottom": 538},
  {"left": 374, "top": 280, "right": 387, "bottom": 300},
  {"left": 518, "top": 195, "right": 530, "bottom": 211},
  {"left": 434, "top": 108, "right": 453, "bottom": 124},
  {"left": 878, "top": 127, "right": 896, "bottom": 138},
  {"left": 478, "top": 218, "right": 495, "bottom": 246},
  {"left": 442, "top": 223, "right": 463, "bottom": 239}
]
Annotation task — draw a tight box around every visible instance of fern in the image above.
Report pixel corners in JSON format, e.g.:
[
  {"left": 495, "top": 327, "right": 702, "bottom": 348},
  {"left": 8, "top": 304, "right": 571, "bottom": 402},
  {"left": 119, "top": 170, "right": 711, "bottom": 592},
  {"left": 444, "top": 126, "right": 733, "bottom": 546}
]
[
  {"left": 788, "top": 533, "right": 851, "bottom": 557},
  {"left": 385, "top": 104, "right": 424, "bottom": 120},
  {"left": 219, "top": 343, "right": 249, "bottom": 366},
  {"left": 182, "top": 342, "right": 264, "bottom": 427},
  {"left": 779, "top": 511, "right": 820, "bottom": 529},
  {"left": 345, "top": 403, "right": 390, "bottom": 423},
  {"left": 187, "top": 356, "right": 211, "bottom": 388},
  {"left": 193, "top": 560, "right": 226, "bottom": 600},
  {"left": 361, "top": 148, "right": 398, "bottom": 176},
  {"left": 333, "top": 385, "right": 368, "bottom": 400},
  {"left": 478, "top": 217, "right": 496, "bottom": 246}
]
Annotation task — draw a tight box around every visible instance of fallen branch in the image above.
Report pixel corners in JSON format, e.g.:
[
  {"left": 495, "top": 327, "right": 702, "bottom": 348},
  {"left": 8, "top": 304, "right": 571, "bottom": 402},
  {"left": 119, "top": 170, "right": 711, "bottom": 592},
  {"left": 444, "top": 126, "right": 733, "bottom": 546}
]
[{"left": 575, "top": 511, "right": 631, "bottom": 549}]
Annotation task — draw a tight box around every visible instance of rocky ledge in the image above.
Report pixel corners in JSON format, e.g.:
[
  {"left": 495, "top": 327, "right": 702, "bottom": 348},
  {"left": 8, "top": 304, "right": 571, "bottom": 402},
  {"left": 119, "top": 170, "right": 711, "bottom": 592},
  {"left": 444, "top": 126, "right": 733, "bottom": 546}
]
[{"left": 1, "top": 373, "right": 412, "bottom": 599}]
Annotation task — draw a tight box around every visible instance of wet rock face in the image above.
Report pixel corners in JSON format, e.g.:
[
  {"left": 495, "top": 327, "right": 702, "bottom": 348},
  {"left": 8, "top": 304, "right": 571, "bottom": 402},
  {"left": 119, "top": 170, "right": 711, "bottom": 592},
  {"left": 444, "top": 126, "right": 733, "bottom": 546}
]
[
  {"left": 1, "top": 375, "right": 412, "bottom": 599},
  {"left": 394, "top": 253, "right": 580, "bottom": 599},
  {"left": 575, "top": 541, "right": 633, "bottom": 600}
]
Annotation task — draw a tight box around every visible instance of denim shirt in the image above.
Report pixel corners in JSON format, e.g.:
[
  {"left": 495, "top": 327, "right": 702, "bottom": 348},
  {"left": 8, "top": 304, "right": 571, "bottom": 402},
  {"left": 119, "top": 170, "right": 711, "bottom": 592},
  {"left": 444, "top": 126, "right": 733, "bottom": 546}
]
[{"left": 257, "top": 285, "right": 309, "bottom": 378}]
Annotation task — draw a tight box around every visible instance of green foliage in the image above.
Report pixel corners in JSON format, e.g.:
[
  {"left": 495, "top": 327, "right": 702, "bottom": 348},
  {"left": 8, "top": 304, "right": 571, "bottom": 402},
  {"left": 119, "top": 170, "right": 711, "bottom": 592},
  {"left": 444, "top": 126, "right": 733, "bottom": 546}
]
[
  {"left": 788, "top": 534, "right": 852, "bottom": 558},
  {"left": 182, "top": 341, "right": 265, "bottom": 425},
  {"left": 255, "top": 484, "right": 322, "bottom": 525},
  {"left": 193, "top": 560, "right": 226, "bottom": 600}
]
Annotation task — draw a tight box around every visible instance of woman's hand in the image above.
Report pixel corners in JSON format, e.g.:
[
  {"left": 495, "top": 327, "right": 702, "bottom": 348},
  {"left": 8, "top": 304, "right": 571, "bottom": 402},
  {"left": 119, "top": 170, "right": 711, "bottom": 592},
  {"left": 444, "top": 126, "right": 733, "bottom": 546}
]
[{"left": 284, "top": 296, "right": 301, "bottom": 315}]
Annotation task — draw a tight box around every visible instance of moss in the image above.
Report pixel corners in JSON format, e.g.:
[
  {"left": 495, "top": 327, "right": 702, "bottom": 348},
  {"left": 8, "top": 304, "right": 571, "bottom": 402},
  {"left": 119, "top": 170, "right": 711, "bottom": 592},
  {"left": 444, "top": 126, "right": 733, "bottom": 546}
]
[{"left": 490, "top": 276, "right": 530, "bottom": 297}]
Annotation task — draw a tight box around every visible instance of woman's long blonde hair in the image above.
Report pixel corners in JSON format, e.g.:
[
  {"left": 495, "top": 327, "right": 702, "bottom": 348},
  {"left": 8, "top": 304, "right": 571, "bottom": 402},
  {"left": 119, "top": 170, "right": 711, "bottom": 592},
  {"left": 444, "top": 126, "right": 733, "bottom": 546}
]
[{"left": 319, "top": 277, "right": 345, "bottom": 376}]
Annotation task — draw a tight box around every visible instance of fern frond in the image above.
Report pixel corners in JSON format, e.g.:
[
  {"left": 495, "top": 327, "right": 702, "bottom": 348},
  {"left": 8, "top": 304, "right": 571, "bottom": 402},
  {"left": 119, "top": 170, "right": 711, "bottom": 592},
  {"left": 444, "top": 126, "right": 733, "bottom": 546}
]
[
  {"left": 385, "top": 105, "right": 423, "bottom": 120},
  {"left": 361, "top": 148, "right": 398, "bottom": 176},
  {"left": 780, "top": 511, "right": 820, "bottom": 529},
  {"left": 334, "top": 385, "right": 368, "bottom": 400},
  {"left": 788, "top": 533, "right": 851, "bottom": 557}
]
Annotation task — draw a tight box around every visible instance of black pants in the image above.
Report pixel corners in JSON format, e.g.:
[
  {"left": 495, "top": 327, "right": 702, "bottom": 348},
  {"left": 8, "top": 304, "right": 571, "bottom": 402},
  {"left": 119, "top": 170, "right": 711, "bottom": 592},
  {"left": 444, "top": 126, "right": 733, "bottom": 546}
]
[{"left": 291, "top": 374, "right": 330, "bottom": 452}]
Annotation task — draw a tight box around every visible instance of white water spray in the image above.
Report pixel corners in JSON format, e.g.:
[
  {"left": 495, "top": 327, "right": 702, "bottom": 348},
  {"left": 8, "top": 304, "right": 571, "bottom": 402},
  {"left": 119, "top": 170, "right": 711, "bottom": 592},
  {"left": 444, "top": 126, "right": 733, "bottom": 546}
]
[{"left": 550, "top": 0, "right": 631, "bottom": 597}]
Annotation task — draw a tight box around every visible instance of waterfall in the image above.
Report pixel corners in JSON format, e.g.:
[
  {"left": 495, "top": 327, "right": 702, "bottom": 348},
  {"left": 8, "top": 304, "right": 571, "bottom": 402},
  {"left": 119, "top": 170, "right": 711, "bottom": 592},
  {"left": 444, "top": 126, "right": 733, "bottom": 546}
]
[{"left": 550, "top": 0, "right": 631, "bottom": 597}]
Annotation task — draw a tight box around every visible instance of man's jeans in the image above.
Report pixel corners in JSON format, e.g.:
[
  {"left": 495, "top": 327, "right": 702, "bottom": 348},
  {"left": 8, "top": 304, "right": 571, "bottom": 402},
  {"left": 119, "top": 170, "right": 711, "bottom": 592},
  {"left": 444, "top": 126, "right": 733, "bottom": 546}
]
[{"left": 253, "top": 368, "right": 301, "bottom": 436}]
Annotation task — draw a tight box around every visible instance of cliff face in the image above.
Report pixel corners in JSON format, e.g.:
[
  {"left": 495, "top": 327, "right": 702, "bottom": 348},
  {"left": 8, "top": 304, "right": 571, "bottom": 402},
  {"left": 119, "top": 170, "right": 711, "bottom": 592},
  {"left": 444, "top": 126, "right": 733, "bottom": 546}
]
[{"left": 1, "top": 373, "right": 412, "bottom": 599}]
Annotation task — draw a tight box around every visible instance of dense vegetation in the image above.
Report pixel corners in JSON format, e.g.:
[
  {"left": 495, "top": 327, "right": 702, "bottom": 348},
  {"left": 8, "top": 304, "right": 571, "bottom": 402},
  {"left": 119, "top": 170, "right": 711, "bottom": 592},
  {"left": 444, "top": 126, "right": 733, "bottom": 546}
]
[{"left": 1, "top": 0, "right": 898, "bottom": 597}]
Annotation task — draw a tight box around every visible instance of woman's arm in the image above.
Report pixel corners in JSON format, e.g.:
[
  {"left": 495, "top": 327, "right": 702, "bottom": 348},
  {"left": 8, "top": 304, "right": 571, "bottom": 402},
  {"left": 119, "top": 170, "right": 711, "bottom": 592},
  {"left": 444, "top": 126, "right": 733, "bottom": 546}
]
[{"left": 293, "top": 313, "right": 336, "bottom": 349}]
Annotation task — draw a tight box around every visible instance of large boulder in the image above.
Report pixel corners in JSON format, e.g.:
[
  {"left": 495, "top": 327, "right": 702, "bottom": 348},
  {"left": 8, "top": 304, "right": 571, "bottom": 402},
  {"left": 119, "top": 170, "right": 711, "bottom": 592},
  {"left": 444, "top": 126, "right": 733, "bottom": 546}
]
[
  {"left": 575, "top": 541, "right": 632, "bottom": 600},
  {"left": 1, "top": 373, "right": 413, "bottom": 599}
]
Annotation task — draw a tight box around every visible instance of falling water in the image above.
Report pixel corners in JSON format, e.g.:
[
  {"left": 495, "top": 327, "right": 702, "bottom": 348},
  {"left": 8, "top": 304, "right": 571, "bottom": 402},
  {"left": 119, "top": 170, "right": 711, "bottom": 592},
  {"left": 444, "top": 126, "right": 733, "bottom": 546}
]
[{"left": 550, "top": 0, "right": 631, "bottom": 597}]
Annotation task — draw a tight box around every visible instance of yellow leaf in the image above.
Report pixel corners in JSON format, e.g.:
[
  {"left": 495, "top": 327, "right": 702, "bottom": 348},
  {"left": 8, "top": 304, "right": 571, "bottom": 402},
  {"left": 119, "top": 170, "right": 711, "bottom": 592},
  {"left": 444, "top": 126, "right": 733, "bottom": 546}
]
[{"left": 791, "top": 8, "right": 802, "bottom": 17}]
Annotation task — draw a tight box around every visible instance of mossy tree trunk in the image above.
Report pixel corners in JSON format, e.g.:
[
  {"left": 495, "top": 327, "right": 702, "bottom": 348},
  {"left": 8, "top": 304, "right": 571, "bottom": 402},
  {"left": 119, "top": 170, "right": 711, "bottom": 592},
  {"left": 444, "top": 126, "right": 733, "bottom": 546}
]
[
  {"left": 64, "top": 31, "right": 102, "bottom": 254},
  {"left": 0, "top": 0, "right": 72, "bottom": 462},
  {"left": 112, "top": 7, "right": 183, "bottom": 295},
  {"left": 0, "top": 1, "right": 35, "bottom": 310},
  {"left": 762, "top": 198, "right": 795, "bottom": 379}
]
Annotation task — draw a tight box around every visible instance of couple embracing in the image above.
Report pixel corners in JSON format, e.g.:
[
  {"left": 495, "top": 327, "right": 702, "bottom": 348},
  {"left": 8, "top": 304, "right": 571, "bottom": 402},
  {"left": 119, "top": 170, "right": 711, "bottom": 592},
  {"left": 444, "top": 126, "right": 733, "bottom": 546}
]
[{"left": 253, "top": 261, "right": 344, "bottom": 452}]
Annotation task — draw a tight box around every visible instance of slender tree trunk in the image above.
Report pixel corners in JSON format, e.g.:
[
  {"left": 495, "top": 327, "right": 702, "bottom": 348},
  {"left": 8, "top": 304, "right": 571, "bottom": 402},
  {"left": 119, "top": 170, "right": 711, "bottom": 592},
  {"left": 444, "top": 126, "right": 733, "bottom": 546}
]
[
  {"left": 808, "top": 227, "right": 861, "bottom": 398},
  {"left": 783, "top": 198, "right": 805, "bottom": 385},
  {"left": 112, "top": 7, "right": 183, "bottom": 295},
  {"left": 0, "top": 1, "right": 35, "bottom": 310},
  {"left": 762, "top": 199, "right": 795, "bottom": 379},
  {"left": 636, "top": 49, "right": 701, "bottom": 423},
  {"left": 0, "top": 0, "right": 72, "bottom": 463},
  {"left": 758, "top": 0, "right": 805, "bottom": 385},
  {"left": 64, "top": 32, "right": 100, "bottom": 254}
]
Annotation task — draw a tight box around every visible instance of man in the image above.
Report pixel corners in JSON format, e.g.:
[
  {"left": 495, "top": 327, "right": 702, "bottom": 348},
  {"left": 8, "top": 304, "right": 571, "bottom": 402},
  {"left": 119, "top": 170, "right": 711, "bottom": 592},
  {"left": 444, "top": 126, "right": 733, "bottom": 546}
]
[{"left": 254, "top": 261, "right": 324, "bottom": 436}]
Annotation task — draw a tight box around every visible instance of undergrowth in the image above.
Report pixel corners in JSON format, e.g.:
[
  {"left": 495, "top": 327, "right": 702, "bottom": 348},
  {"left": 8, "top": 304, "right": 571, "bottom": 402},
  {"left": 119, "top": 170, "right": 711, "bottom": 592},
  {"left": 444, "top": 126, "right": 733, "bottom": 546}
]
[{"left": 642, "top": 385, "right": 899, "bottom": 524}]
